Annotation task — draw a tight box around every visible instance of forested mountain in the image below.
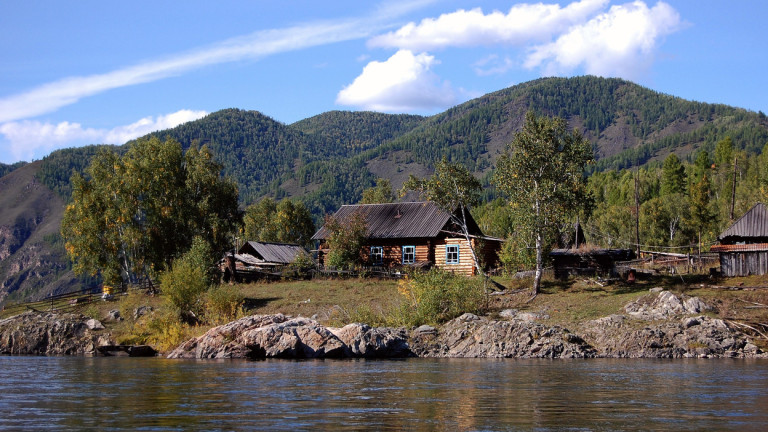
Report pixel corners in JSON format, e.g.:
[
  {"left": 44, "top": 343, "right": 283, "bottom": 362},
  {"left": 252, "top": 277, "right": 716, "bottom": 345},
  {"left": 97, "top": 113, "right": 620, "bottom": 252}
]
[
  {"left": 0, "top": 161, "right": 27, "bottom": 178},
  {"left": 3, "top": 75, "right": 768, "bottom": 304}
]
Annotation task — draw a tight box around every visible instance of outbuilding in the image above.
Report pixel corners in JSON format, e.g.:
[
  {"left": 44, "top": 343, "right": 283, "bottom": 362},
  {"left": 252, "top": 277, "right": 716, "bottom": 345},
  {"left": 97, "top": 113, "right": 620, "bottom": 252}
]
[{"left": 711, "top": 203, "right": 768, "bottom": 277}]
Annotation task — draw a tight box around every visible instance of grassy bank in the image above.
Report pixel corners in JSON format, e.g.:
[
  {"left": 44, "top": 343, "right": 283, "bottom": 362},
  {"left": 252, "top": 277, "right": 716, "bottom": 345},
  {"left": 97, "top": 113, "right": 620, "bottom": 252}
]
[{"left": 10, "top": 272, "right": 768, "bottom": 353}]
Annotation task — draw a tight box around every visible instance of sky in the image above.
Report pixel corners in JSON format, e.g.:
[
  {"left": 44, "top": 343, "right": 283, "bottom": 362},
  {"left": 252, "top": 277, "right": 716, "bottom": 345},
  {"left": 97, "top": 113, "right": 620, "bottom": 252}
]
[{"left": 1, "top": 0, "right": 766, "bottom": 164}]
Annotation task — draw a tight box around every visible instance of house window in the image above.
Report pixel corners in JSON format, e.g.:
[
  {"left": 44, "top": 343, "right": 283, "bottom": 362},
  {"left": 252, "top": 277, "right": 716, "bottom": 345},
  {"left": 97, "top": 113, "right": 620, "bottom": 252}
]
[
  {"left": 402, "top": 245, "right": 416, "bottom": 264},
  {"left": 370, "top": 246, "right": 383, "bottom": 265},
  {"left": 446, "top": 244, "right": 460, "bottom": 264}
]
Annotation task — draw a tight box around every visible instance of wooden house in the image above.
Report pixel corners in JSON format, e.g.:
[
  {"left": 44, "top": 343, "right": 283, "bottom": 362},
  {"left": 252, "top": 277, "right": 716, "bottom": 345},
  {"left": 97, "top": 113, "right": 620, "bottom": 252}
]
[
  {"left": 311, "top": 202, "right": 501, "bottom": 276},
  {"left": 222, "top": 241, "right": 309, "bottom": 282},
  {"left": 711, "top": 203, "right": 768, "bottom": 276}
]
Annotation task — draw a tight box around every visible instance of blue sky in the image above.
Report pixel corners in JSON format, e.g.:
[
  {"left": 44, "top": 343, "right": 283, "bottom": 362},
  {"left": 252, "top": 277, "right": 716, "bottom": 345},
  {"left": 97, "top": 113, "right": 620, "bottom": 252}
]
[{"left": 1, "top": 0, "right": 766, "bottom": 164}]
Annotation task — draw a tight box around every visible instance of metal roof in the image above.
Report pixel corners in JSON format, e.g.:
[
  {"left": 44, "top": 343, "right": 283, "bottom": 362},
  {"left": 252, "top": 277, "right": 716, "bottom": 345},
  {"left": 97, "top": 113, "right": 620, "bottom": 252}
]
[
  {"left": 238, "top": 241, "right": 308, "bottom": 264},
  {"left": 718, "top": 203, "right": 768, "bottom": 241},
  {"left": 312, "top": 201, "right": 456, "bottom": 240}
]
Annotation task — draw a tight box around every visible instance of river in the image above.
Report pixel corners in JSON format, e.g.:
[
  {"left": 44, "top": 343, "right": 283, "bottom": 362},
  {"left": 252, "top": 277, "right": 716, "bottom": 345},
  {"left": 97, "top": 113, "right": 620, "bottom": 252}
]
[{"left": 0, "top": 356, "right": 766, "bottom": 431}]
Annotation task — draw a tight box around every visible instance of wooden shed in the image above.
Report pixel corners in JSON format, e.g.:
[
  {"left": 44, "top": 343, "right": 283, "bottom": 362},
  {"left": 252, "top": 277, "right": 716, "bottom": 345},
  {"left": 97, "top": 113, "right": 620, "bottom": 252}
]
[
  {"left": 222, "top": 241, "right": 309, "bottom": 282},
  {"left": 312, "top": 201, "right": 501, "bottom": 276},
  {"left": 550, "top": 248, "right": 635, "bottom": 278},
  {"left": 711, "top": 203, "right": 768, "bottom": 277}
]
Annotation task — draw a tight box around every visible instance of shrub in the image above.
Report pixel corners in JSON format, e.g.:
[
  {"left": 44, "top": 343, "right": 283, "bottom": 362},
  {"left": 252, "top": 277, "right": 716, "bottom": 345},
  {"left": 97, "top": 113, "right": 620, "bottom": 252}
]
[
  {"left": 394, "top": 268, "right": 487, "bottom": 326},
  {"left": 205, "top": 285, "right": 245, "bottom": 325},
  {"left": 161, "top": 254, "right": 209, "bottom": 320}
]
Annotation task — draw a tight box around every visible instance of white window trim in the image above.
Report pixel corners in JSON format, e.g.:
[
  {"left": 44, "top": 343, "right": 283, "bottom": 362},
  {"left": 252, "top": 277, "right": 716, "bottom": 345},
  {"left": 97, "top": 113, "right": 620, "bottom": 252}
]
[{"left": 402, "top": 245, "right": 416, "bottom": 264}]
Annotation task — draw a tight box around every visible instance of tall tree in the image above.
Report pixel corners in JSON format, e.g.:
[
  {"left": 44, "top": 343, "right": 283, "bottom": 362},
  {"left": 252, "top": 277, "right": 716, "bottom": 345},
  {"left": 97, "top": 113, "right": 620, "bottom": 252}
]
[
  {"left": 494, "top": 112, "right": 593, "bottom": 296},
  {"left": 243, "top": 198, "right": 315, "bottom": 247},
  {"left": 402, "top": 157, "right": 485, "bottom": 276},
  {"left": 661, "top": 154, "right": 686, "bottom": 196},
  {"left": 61, "top": 137, "right": 239, "bottom": 286},
  {"left": 361, "top": 178, "right": 395, "bottom": 204}
]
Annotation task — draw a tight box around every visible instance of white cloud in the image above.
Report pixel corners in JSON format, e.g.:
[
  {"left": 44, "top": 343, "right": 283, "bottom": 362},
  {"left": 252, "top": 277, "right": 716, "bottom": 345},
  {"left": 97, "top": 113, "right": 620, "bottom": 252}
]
[
  {"left": 369, "top": 0, "right": 609, "bottom": 51},
  {"left": 0, "top": 109, "right": 207, "bottom": 163},
  {"left": 524, "top": 1, "right": 682, "bottom": 78},
  {"left": 336, "top": 49, "right": 456, "bottom": 111}
]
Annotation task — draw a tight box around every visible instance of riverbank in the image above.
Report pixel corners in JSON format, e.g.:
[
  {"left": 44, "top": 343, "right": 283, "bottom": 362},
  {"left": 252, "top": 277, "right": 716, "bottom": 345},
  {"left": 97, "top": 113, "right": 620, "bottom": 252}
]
[
  {"left": 2, "top": 285, "right": 766, "bottom": 359},
  {"left": 0, "top": 276, "right": 768, "bottom": 358}
]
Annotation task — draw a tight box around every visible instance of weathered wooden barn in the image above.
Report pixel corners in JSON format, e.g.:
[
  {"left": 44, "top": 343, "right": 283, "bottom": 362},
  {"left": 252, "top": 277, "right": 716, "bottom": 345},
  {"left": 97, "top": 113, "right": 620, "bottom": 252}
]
[
  {"left": 222, "top": 241, "right": 309, "bottom": 282},
  {"left": 550, "top": 248, "right": 635, "bottom": 278},
  {"left": 311, "top": 201, "right": 501, "bottom": 276},
  {"left": 711, "top": 203, "right": 768, "bottom": 277}
]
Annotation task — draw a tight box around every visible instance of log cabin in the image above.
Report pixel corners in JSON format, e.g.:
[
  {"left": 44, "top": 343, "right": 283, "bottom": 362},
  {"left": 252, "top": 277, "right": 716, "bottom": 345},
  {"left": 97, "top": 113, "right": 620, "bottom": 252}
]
[
  {"left": 311, "top": 201, "right": 501, "bottom": 276},
  {"left": 711, "top": 203, "right": 768, "bottom": 277}
]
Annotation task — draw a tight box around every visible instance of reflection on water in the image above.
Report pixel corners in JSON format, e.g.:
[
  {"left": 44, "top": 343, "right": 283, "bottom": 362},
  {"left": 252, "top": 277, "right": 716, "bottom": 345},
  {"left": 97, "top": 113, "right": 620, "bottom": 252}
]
[{"left": 0, "top": 356, "right": 767, "bottom": 431}]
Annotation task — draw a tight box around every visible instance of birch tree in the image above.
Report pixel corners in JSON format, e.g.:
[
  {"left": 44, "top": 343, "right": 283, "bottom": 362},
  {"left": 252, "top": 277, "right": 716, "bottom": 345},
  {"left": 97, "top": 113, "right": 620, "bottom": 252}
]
[
  {"left": 493, "top": 112, "right": 593, "bottom": 297},
  {"left": 402, "top": 157, "right": 485, "bottom": 276}
]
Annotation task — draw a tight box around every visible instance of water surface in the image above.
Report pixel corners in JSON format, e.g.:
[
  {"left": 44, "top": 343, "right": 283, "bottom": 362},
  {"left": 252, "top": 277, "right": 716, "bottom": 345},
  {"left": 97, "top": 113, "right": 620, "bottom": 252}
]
[{"left": 1, "top": 357, "right": 766, "bottom": 431}]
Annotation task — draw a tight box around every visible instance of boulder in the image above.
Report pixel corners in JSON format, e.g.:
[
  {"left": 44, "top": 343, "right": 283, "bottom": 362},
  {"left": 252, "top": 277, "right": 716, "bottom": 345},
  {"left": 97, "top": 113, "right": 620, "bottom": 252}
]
[
  {"left": 0, "top": 311, "right": 113, "bottom": 356},
  {"left": 624, "top": 290, "right": 710, "bottom": 320},
  {"left": 409, "top": 315, "right": 596, "bottom": 358},
  {"left": 167, "top": 314, "right": 412, "bottom": 359}
]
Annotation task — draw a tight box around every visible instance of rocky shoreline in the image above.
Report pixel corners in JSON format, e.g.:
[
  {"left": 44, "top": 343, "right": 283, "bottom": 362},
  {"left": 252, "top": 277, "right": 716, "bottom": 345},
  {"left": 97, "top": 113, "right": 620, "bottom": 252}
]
[{"left": 2, "top": 290, "right": 766, "bottom": 359}]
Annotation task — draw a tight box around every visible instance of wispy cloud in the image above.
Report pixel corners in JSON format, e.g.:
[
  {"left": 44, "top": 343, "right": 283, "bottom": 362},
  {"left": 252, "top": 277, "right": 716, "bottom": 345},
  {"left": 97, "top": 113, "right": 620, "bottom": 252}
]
[
  {"left": 0, "top": 110, "right": 207, "bottom": 163},
  {"left": 0, "top": 1, "right": 434, "bottom": 124}
]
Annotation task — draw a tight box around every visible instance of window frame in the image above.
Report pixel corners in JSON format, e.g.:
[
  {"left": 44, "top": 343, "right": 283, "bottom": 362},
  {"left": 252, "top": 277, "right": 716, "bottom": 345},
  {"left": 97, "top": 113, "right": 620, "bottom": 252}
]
[
  {"left": 402, "top": 245, "right": 416, "bottom": 264},
  {"left": 445, "top": 244, "right": 460, "bottom": 265},
  {"left": 370, "top": 246, "right": 383, "bottom": 265}
]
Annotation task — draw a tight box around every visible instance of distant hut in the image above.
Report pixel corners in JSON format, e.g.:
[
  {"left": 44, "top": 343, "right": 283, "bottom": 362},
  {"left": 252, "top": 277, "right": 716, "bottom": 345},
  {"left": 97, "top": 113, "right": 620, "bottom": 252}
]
[
  {"left": 711, "top": 203, "right": 768, "bottom": 277},
  {"left": 549, "top": 248, "right": 635, "bottom": 279},
  {"left": 223, "top": 241, "right": 309, "bottom": 282}
]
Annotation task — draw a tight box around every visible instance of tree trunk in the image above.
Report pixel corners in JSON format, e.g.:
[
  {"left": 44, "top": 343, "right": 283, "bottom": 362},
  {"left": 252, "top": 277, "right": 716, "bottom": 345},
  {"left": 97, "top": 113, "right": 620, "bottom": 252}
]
[
  {"left": 533, "top": 229, "right": 542, "bottom": 296},
  {"left": 458, "top": 206, "right": 486, "bottom": 278}
]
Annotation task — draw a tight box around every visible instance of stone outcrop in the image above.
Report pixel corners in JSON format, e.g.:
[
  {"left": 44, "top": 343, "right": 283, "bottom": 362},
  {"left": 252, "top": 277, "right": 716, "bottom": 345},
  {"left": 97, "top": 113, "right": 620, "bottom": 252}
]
[
  {"left": 167, "top": 314, "right": 412, "bottom": 359},
  {"left": 0, "top": 311, "right": 113, "bottom": 356},
  {"left": 409, "top": 313, "right": 597, "bottom": 358},
  {"left": 577, "top": 290, "right": 764, "bottom": 358}
]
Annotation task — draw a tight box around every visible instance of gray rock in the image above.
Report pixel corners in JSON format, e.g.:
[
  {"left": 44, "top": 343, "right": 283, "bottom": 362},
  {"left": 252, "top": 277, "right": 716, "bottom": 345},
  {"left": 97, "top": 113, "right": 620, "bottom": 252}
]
[
  {"left": 499, "top": 309, "right": 518, "bottom": 319},
  {"left": 413, "top": 324, "right": 437, "bottom": 336},
  {"left": 409, "top": 315, "right": 596, "bottom": 358},
  {"left": 624, "top": 291, "right": 710, "bottom": 320},
  {"left": 168, "top": 314, "right": 412, "bottom": 359},
  {"left": 133, "top": 305, "right": 153, "bottom": 320},
  {"left": 85, "top": 319, "right": 104, "bottom": 330},
  {"left": 0, "top": 312, "right": 114, "bottom": 356},
  {"left": 106, "top": 309, "right": 122, "bottom": 321}
]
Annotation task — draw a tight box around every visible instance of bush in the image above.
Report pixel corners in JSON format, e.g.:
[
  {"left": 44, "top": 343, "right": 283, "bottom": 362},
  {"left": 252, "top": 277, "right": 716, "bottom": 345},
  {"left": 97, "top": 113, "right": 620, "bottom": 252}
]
[
  {"left": 161, "top": 255, "right": 209, "bottom": 320},
  {"left": 394, "top": 268, "right": 487, "bottom": 326},
  {"left": 205, "top": 285, "right": 245, "bottom": 325}
]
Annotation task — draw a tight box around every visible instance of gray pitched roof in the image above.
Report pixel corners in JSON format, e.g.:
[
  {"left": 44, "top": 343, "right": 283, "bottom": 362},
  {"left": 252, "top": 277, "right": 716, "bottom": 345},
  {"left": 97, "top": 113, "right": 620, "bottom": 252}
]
[
  {"left": 238, "top": 241, "right": 308, "bottom": 264},
  {"left": 719, "top": 203, "right": 768, "bottom": 241},
  {"left": 312, "top": 201, "right": 456, "bottom": 240}
]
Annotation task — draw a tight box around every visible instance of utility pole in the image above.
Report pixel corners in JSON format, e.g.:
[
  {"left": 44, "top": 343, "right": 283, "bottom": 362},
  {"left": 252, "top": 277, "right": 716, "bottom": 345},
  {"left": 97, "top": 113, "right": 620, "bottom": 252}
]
[
  {"left": 634, "top": 168, "right": 641, "bottom": 257},
  {"left": 730, "top": 155, "right": 738, "bottom": 221}
]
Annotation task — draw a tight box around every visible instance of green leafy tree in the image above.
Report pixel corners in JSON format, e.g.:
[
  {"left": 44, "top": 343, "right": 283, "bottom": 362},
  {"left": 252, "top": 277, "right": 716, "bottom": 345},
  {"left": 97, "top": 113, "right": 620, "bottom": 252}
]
[
  {"left": 243, "top": 198, "right": 315, "bottom": 247},
  {"left": 402, "top": 157, "right": 485, "bottom": 276},
  {"left": 361, "top": 178, "right": 395, "bottom": 204},
  {"left": 324, "top": 211, "right": 368, "bottom": 269},
  {"left": 493, "top": 112, "right": 593, "bottom": 296},
  {"left": 62, "top": 137, "right": 239, "bottom": 286}
]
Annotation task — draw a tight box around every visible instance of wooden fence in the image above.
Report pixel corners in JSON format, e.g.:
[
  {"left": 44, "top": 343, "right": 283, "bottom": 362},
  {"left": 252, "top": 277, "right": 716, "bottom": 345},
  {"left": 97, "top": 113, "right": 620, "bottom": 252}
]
[{"left": 1, "top": 280, "right": 155, "bottom": 318}]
